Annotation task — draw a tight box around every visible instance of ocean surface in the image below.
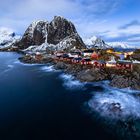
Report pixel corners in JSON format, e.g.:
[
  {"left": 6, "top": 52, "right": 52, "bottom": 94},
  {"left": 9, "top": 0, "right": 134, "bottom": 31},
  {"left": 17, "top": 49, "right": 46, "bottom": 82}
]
[{"left": 0, "top": 52, "right": 140, "bottom": 140}]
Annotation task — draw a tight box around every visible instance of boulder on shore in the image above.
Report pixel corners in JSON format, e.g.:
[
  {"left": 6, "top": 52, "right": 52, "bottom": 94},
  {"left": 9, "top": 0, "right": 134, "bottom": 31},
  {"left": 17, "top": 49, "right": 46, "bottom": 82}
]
[
  {"left": 110, "top": 75, "right": 140, "bottom": 90},
  {"left": 76, "top": 68, "right": 107, "bottom": 82}
]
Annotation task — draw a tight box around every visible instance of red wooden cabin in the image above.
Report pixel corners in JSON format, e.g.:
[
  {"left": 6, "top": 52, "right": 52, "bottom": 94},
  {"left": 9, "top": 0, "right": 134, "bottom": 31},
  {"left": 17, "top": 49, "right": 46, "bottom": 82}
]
[
  {"left": 91, "top": 52, "right": 99, "bottom": 60},
  {"left": 116, "top": 61, "right": 133, "bottom": 70},
  {"left": 93, "top": 61, "right": 106, "bottom": 68},
  {"left": 81, "top": 58, "right": 92, "bottom": 65},
  {"left": 72, "top": 57, "right": 82, "bottom": 64}
]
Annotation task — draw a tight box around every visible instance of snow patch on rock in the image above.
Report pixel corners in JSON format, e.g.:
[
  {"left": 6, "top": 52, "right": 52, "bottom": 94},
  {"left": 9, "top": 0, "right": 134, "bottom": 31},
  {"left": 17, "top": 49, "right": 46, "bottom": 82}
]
[
  {"left": 107, "top": 42, "right": 136, "bottom": 49},
  {"left": 84, "top": 36, "right": 110, "bottom": 49},
  {"left": 0, "top": 27, "right": 20, "bottom": 48}
]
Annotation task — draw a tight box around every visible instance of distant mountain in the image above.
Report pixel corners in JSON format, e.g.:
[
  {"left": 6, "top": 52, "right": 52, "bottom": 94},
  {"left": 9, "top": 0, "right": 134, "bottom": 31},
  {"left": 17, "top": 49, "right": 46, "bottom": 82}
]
[
  {"left": 84, "top": 36, "right": 110, "bottom": 49},
  {"left": 0, "top": 27, "right": 20, "bottom": 48},
  {"left": 14, "top": 16, "right": 86, "bottom": 52},
  {"left": 84, "top": 36, "right": 139, "bottom": 49},
  {"left": 107, "top": 42, "right": 136, "bottom": 49}
]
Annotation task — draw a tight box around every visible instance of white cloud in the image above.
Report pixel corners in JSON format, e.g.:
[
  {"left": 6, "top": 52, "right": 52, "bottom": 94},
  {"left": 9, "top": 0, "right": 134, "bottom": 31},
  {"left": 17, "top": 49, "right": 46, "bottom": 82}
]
[
  {"left": 0, "top": 0, "right": 123, "bottom": 34},
  {"left": 9, "top": 0, "right": 78, "bottom": 19}
]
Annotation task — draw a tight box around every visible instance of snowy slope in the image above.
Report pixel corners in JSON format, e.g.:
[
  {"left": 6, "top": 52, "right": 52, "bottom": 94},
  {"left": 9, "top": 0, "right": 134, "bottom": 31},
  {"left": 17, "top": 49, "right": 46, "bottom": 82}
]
[
  {"left": 25, "top": 20, "right": 49, "bottom": 39},
  {"left": 0, "top": 27, "right": 20, "bottom": 48},
  {"left": 23, "top": 41, "right": 48, "bottom": 53},
  {"left": 84, "top": 36, "right": 139, "bottom": 49},
  {"left": 107, "top": 42, "right": 136, "bottom": 49},
  {"left": 23, "top": 34, "right": 85, "bottom": 53},
  {"left": 84, "top": 36, "right": 110, "bottom": 49}
]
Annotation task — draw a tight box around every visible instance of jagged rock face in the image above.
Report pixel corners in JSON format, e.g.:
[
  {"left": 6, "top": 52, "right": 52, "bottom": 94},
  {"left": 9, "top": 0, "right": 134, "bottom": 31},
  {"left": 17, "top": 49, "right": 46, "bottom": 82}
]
[
  {"left": 32, "top": 21, "right": 48, "bottom": 45},
  {"left": 110, "top": 75, "right": 140, "bottom": 90},
  {"left": 56, "top": 33, "right": 86, "bottom": 51},
  {"left": 47, "top": 16, "right": 77, "bottom": 45},
  {"left": 0, "top": 27, "right": 20, "bottom": 50},
  {"left": 14, "top": 16, "right": 85, "bottom": 51},
  {"left": 84, "top": 36, "right": 109, "bottom": 49},
  {"left": 15, "top": 21, "right": 49, "bottom": 49}
]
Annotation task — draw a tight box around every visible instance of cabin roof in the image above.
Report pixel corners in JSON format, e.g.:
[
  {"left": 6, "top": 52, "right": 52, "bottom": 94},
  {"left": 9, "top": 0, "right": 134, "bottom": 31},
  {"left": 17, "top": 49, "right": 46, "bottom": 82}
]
[
  {"left": 107, "top": 61, "right": 116, "bottom": 64},
  {"left": 83, "top": 50, "right": 94, "bottom": 53},
  {"left": 82, "top": 58, "right": 91, "bottom": 61},
  {"left": 62, "top": 54, "right": 69, "bottom": 58},
  {"left": 73, "top": 57, "right": 82, "bottom": 60},
  {"left": 69, "top": 52, "right": 80, "bottom": 55},
  {"left": 98, "top": 60, "right": 106, "bottom": 64},
  {"left": 117, "top": 60, "right": 132, "bottom": 64}
]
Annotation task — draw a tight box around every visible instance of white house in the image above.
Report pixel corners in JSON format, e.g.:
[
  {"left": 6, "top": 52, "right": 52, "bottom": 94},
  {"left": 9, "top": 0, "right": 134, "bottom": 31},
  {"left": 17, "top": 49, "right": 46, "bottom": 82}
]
[
  {"left": 106, "top": 56, "right": 116, "bottom": 67},
  {"left": 83, "top": 50, "right": 94, "bottom": 57}
]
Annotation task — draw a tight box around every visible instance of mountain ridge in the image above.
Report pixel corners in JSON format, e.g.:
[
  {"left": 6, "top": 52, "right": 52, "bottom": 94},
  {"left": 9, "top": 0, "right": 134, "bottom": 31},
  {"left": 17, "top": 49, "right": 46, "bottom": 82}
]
[
  {"left": 13, "top": 16, "right": 86, "bottom": 52},
  {"left": 0, "top": 17, "right": 139, "bottom": 52}
]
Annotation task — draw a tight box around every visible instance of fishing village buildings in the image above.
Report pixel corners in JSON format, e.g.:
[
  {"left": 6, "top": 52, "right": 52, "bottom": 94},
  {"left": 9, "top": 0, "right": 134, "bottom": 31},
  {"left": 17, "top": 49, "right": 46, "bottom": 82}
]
[{"left": 27, "top": 48, "right": 139, "bottom": 72}]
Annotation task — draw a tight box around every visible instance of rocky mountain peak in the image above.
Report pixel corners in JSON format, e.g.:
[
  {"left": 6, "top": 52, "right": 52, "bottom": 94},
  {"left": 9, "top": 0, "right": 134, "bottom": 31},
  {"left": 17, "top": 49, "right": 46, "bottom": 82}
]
[
  {"left": 47, "top": 16, "right": 77, "bottom": 45},
  {"left": 107, "top": 42, "right": 135, "bottom": 49},
  {"left": 15, "top": 20, "right": 49, "bottom": 49},
  {"left": 84, "top": 36, "right": 109, "bottom": 49},
  {"left": 26, "top": 20, "right": 49, "bottom": 38},
  {"left": 14, "top": 16, "right": 86, "bottom": 51},
  {"left": 0, "top": 27, "right": 20, "bottom": 47}
]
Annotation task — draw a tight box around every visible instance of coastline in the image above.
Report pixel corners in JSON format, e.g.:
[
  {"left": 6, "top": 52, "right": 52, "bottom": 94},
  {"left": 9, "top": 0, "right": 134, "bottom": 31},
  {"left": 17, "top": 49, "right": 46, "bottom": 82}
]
[{"left": 18, "top": 54, "right": 140, "bottom": 90}]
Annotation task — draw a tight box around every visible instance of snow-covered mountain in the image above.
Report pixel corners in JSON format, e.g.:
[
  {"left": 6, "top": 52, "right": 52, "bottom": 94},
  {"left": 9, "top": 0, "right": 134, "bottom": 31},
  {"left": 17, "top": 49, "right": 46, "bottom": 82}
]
[
  {"left": 107, "top": 42, "right": 136, "bottom": 49},
  {"left": 84, "top": 36, "right": 139, "bottom": 49},
  {"left": 17, "top": 16, "right": 86, "bottom": 52},
  {"left": 0, "top": 27, "right": 20, "bottom": 48},
  {"left": 84, "top": 36, "right": 110, "bottom": 49}
]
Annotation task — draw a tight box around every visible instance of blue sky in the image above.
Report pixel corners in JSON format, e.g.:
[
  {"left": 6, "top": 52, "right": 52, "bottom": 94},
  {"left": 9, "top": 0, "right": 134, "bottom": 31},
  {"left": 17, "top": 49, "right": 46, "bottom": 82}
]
[{"left": 0, "top": 0, "right": 140, "bottom": 46}]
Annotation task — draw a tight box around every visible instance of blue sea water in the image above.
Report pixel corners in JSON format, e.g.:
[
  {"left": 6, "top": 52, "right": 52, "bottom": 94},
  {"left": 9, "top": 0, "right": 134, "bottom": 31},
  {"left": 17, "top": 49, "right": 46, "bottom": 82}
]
[{"left": 0, "top": 52, "right": 140, "bottom": 140}]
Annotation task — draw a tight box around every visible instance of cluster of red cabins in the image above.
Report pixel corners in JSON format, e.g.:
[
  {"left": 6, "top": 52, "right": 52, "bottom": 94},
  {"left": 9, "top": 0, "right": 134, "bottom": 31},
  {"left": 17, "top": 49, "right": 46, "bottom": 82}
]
[{"left": 54, "top": 51, "right": 133, "bottom": 71}]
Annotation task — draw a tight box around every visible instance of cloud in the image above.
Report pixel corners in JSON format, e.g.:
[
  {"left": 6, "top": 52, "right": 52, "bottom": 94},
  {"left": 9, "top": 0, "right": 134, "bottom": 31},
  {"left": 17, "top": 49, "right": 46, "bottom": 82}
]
[
  {"left": 127, "top": 36, "right": 140, "bottom": 42},
  {"left": 0, "top": 0, "right": 80, "bottom": 34},
  {"left": 119, "top": 20, "right": 140, "bottom": 29},
  {"left": 73, "top": 0, "right": 122, "bottom": 16},
  {"left": 0, "top": 0, "right": 123, "bottom": 36},
  {"left": 99, "top": 28, "right": 140, "bottom": 46}
]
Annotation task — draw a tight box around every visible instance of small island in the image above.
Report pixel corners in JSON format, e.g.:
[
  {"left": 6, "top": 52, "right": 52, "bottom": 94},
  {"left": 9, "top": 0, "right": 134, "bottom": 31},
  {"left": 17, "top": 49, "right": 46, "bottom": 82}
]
[{"left": 1, "top": 16, "right": 140, "bottom": 90}]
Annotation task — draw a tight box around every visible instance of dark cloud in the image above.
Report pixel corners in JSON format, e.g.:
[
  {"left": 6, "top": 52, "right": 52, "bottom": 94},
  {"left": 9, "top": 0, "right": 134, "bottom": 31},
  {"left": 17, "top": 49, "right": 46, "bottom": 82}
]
[{"left": 119, "top": 20, "right": 140, "bottom": 29}]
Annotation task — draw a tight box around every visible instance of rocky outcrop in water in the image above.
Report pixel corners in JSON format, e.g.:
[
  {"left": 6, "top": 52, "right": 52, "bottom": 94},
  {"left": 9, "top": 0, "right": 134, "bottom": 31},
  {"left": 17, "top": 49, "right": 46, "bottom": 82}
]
[
  {"left": 76, "top": 68, "right": 107, "bottom": 82},
  {"left": 110, "top": 74, "right": 140, "bottom": 90},
  {"left": 19, "top": 53, "right": 140, "bottom": 90},
  {"left": 19, "top": 55, "right": 54, "bottom": 64}
]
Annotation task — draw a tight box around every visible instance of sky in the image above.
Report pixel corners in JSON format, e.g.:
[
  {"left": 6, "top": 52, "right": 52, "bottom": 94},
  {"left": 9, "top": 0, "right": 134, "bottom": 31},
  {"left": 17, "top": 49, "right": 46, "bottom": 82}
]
[{"left": 0, "top": 0, "right": 140, "bottom": 46}]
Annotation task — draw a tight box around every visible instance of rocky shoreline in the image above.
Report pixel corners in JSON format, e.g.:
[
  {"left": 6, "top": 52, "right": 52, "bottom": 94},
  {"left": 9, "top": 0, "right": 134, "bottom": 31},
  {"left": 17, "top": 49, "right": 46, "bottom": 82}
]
[{"left": 19, "top": 55, "right": 140, "bottom": 90}]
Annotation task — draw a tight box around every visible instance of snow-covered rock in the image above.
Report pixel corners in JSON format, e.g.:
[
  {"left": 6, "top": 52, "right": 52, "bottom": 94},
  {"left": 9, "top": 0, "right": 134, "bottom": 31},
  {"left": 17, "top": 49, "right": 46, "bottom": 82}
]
[
  {"left": 17, "top": 16, "right": 86, "bottom": 52},
  {"left": 55, "top": 33, "right": 86, "bottom": 51},
  {"left": 84, "top": 36, "right": 109, "bottom": 49},
  {"left": 107, "top": 42, "right": 136, "bottom": 49},
  {"left": 0, "top": 27, "right": 20, "bottom": 48},
  {"left": 14, "top": 20, "right": 49, "bottom": 49},
  {"left": 47, "top": 16, "right": 77, "bottom": 45},
  {"left": 23, "top": 43, "right": 48, "bottom": 53},
  {"left": 24, "top": 33, "right": 86, "bottom": 53}
]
